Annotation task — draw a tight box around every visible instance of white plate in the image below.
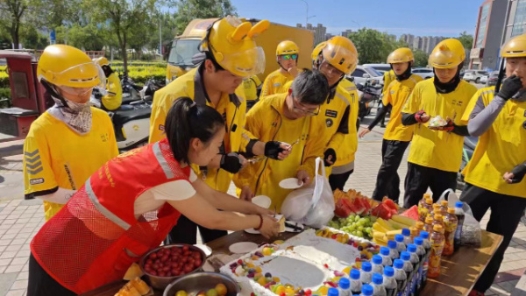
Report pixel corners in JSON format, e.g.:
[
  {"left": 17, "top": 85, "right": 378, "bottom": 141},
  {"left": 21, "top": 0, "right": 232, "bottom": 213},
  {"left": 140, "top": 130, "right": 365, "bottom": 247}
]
[
  {"left": 193, "top": 244, "right": 212, "bottom": 257},
  {"left": 229, "top": 242, "right": 258, "bottom": 254},
  {"left": 244, "top": 228, "right": 260, "bottom": 234},
  {"left": 252, "top": 195, "right": 271, "bottom": 209},
  {"left": 279, "top": 178, "right": 303, "bottom": 189}
]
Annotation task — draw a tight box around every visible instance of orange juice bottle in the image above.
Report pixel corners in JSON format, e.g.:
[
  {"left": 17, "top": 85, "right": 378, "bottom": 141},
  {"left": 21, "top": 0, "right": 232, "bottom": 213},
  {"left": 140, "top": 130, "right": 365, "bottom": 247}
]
[
  {"left": 412, "top": 222, "right": 424, "bottom": 239},
  {"left": 443, "top": 208, "right": 458, "bottom": 256},
  {"left": 430, "top": 204, "right": 441, "bottom": 217},
  {"left": 418, "top": 196, "right": 433, "bottom": 222},
  {"left": 428, "top": 225, "right": 445, "bottom": 278},
  {"left": 439, "top": 200, "right": 448, "bottom": 216},
  {"left": 432, "top": 214, "right": 445, "bottom": 230},
  {"left": 424, "top": 216, "right": 434, "bottom": 234}
]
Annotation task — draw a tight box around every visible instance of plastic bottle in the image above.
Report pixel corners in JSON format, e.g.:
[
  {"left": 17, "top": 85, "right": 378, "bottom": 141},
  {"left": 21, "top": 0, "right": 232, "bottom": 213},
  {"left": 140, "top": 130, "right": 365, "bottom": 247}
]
[
  {"left": 394, "top": 234, "right": 407, "bottom": 253},
  {"left": 407, "top": 244, "right": 420, "bottom": 295},
  {"left": 417, "top": 193, "right": 432, "bottom": 222},
  {"left": 400, "top": 251, "right": 414, "bottom": 296},
  {"left": 443, "top": 207, "right": 458, "bottom": 256},
  {"left": 371, "top": 273, "right": 387, "bottom": 296},
  {"left": 413, "top": 237, "right": 426, "bottom": 292},
  {"left": 432, "top": 214, "right": 444, "bottom": 229},
  {"left": 454, "top": 201, "right": 465, "bottom": 251},
  {"left": 401, "top": 228, "right": 412, "bottom": 246},
  {"left": 429, "top": 203, "right": 441, "bottom": 217},
  {"left": 428, "top": 225, "right": 445, "bottom": 279},
  {"left": 439, "top": 200, "right": 448, "bottom": 216},
  {"left": 412, "top": 222, "right": 424, "bottom": 239},
  {"left": 388, "top": 240, "right": 399, "bottom": 260},
  {"left": 418, "top": 231, "right": 431, "bottom": 288},
  {"left": 372, "top": 255, "right": 384, "bottom": 275},
  {"left": 379, "top": 247, "right": 393, "bottom": 267},
  {"left": 423, "top": 216, "right": 434, "bottom": 234},
  {"left": 383, "top": 266, "right": 397, "bottom": 296},
  {"left": 350, "top": 269, "right": 362, "bottom": 295},
  {"left": 393, "top": 259, "right": 407, "bottom": 296},
  {"left": 361, "top": 261, "right": 373, "bottom": 284},
  {"left": 361, "top": 284, "right": 374, "bottom": 296},
  {"left": 329, "top": 287, "right": 340, "bottom": 296},
  {"left": 339, "top": 277, "right": 351, "bottom": 296}
]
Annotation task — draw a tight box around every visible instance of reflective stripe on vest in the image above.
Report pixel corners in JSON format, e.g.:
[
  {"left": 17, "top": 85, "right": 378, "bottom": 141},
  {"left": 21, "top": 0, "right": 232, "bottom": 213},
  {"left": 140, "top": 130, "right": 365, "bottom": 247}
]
[
  {"left": 152, "top": 141, "right": 175, "bottom": 179},
  {"left": 85, "top": 179, "right": 131, "bottom": 230}
]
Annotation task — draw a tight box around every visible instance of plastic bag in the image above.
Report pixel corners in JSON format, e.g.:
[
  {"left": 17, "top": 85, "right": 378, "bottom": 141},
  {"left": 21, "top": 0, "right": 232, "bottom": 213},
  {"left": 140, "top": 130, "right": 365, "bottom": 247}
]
[{"left": 281, "top": 157, "right": 334, "bottom": 228}]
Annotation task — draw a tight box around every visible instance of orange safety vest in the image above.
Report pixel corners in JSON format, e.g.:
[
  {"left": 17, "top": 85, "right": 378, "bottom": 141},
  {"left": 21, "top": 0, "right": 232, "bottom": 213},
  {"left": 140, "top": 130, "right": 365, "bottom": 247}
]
[{"left": 30, "top": 138, "right": 187, "bottom": 294}]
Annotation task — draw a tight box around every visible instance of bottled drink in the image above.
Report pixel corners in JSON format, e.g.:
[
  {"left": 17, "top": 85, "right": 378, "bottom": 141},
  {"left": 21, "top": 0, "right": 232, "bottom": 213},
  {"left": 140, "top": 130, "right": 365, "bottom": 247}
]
[
  {"left": 432, "top": 214, "right": 444, "bottom": 229},
  {"left": 350, "top": 269, "right": 362, "bottom": 295},
  {"left": 428, "top": 225, "right": 445, "bottom": 278},
  {"left": 401, "top": 228, "right": 412, "bottom": 246},
  {"left": 407, "top": 244, "right": 420, "bottom": 296},
  {"left": 361, "top": 284, "right": 374, "bottom": 296},
  {"left": 361, "top": 261, "right": 373, "bottom": 284},
  {"left": 418, "top": 231, "right": 431, "bottom": 288},
  {"left": 394, "top": 234, "right": 406, "bottom": 253},
  {"left": 339, "top": 277, "right": 351, "bottom": 296},
  {"left": 400, "top": 251, "right": 414, "bottom": 296},
  {"left": 388, "top": 240, "right": 399, "bottom": 260},
  {"left": 383, "top": 266, "right": 397, "bottom": 296},
  {"left": 379, "top": 247, "right": 393, "bottom": 267},
  {"left": 372, "top": 273, "right": 387, "bottom": 296},
  {"left": 454, "top": 201, "right": 465, "bottom": 251},
  {"left": 329, "top": 287, "right": 340, "bottom": 296},
  {"left": 413, "top": 237, "right": 426, "bottom": 292},
  {"left": 423, "top": 216, "right": 433, "bottom": 234},
  {"left": 417, "top": 194, "right": 432, "bottom": 222},
  {"left": 439, "top": 200, "right": 448, "bottom": 216},
  {"left": 393, "top": 259, "right": 407, "bottom": 296},
  {"left": 429, "top": 204, "right": 441, "bottom": 218},
  {"left": 412, "top": 222, "right": 424, "bottom": 239},
  {"left": 372, "top": 255, "right": 384, "bottom": 275},
  {"left": 443, "top": 207, "right": 458, "bottom": 256}
]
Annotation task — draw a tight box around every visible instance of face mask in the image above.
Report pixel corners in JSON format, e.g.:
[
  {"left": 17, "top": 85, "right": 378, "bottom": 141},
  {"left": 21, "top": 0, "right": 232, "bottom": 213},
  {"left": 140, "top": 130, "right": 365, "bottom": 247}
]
[
  {"left": 48, "top": 95, "right": 93, "bottom": 135},
  {"left": 65, "top": 99, "right": 91, "bottom": 114}
]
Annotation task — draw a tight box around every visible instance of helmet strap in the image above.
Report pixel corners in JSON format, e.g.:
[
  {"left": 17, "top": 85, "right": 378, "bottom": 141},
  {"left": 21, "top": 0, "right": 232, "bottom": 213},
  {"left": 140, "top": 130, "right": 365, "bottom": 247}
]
[{"left": 41, "top": 80, "right": 69, "bottom": 108}]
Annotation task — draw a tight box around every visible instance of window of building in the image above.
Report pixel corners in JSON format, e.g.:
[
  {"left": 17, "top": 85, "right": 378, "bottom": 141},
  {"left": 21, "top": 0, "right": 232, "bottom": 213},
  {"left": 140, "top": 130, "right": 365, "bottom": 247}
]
[
  {"left": 511, "top": 0, "right": 526, "bottom": 37},
  {"left": 475, "top": 4, "right": 490, "bottom": 48}
]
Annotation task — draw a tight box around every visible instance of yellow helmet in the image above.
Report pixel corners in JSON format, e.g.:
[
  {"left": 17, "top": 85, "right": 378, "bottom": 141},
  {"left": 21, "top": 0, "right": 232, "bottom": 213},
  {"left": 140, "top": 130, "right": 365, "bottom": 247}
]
[
  {"left": 311, "top": 41, "right": 327, "bottom": 62},
  {"left": 201, "top": 16, "right": 270, "bottom": 78},
  {"left": 37, "top": 44, "right": 103, "bottom": 88},
  {"left": 322, "top": 36, "right": 358, "bottom": 74},
  {"left": 93, "top": 56, "right": 109, "bottom": 67},
  {"left": 387, "top": 47, "right": 414, "bottom": 64},
  {"left": 501, "top": 34, "right": 526, "bottom": 58},
  {"left": 276, "top": 40, "right": 299, "bottom": 56},
  {"left": 428, "top": 39, "right": 465, "bottom": 69}
]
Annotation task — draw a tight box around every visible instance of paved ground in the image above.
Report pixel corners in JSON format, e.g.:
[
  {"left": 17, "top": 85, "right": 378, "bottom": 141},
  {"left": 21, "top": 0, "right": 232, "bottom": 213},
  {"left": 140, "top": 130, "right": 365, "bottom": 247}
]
[{"left": 0, "top": 106, "right": 525, "bottom": 295}]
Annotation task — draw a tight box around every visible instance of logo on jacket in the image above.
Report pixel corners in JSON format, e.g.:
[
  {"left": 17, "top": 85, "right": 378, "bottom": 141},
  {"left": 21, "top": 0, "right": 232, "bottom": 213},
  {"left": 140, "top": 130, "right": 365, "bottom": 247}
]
[
  {"left": 29, "top": 178, "right": 44, "bottom": 185},
  {"left": 326, "top": 119, "right": 333, "bottom": 127},
  {"left": 101, "top": 133, "right": 109, "bottom": 142},
  {"left": 325, "top": 109, "right": 338, "bottom": 118}
]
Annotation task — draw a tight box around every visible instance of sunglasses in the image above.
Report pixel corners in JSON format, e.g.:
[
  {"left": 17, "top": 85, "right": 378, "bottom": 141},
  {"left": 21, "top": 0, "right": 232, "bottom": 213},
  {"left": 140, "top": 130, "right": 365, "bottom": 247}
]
[{"left": 280, "top": 54, "right": 298, "bottom": 60}]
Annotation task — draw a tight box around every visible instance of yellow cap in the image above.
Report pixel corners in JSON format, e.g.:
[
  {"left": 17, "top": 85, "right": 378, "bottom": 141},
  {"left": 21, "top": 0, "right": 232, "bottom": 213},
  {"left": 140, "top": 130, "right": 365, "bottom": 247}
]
[
  {"left": 440, "top": 200, "right": 448, "bottom": 207},
  {"left": 433, "top": 224, "right": 443, "bottom": 232},
  {"left": 425, "top": 198, "right": 433, "bottom": 205},
  {"left": 447, "top": 208, "right": 455, "bottom": 214},
  {"left": 416, "top": 221, "right": 424, "bottom": 229},
  {"left": 433, "top": 204, "right": 441, "bottom": 209},
  {"left": 434, "top": 214, "right": 443, "bottom": 220},
  {"left": 425, "top": 216, "right": 433, "bottom": 224}
]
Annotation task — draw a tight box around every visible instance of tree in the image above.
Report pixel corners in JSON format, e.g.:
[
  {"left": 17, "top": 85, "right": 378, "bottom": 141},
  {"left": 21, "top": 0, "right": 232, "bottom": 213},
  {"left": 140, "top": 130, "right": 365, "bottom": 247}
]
[
  {"left": 20, "top": 25, "right": 48, "bottom": 49},
  {"left": 413, "top": 49, "right": 429, "bottom": 67},
  {"left": 173, "top": 0, "right": 237, "bottom": 35},
  {"left": 29, "top": 0, "right": 85, "bottom": 29},
  {"left": 348, "top": 28, "right": 395, "bottom": 64},
  {"left": 65, "top": 24, "right": 107, "bottom": 51},
  {"left": 0, "top": 0, "right": 28, "bottom": 49},
  {"left": 88, "top": 0, "right": 158, "bottom": 74},
  {"left": 147, "top": 12, "right": 177, "bottom": 51},
  {"left": 457, "top": 31, "right": 473, "bottom": 49}
]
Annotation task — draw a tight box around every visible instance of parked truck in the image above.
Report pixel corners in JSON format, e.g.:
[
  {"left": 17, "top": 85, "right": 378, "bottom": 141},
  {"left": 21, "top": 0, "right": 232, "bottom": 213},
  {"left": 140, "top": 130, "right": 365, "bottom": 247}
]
[{"left": 166, "top": 18, "right": 314, "bottom": 83}]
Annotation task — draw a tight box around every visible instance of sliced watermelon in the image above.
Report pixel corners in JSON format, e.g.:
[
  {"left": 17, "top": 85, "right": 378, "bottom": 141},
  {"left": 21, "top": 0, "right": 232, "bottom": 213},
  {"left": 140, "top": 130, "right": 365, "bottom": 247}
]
[
  {"left": 401, "top": 205, "right": 420, "bottom": 221},
  {"left": 382, "top": 198, "right": 399, "bottom": 214},
  {"left": 334, "top": 199, "right": 352, "bottom": 218},
  {"left": 371, "top": 204, "right": 393, "bottom": 220},
  {"left": 351, "top": 198, "right": 365, "bottom": 215},
  {"left": 358, "top": 197, "right": 373, "bottom": 214}
]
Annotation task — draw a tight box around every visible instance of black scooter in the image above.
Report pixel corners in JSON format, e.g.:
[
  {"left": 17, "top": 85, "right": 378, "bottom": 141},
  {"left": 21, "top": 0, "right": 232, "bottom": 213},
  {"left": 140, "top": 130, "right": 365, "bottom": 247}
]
[{"left": 356, "top": 80, "right": 383, "bottom": 121}]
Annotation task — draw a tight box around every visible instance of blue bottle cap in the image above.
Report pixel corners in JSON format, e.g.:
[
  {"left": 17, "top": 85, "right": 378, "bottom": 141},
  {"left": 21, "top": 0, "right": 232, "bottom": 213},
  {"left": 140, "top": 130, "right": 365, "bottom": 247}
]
[
  {"left": 388, "top": 240, "right": 397, "bottom": 249},
  {"left": 401, "top": 251, "right": 410, "bottom": 261},
  {"left": 362, "top": 261, "right": 372, "bottom": 272},
  {"left": 372, "top": 255, "right": 383, "bottom": 265},
  {"left": 393, "top": 259, "right": 404, "bottom": 269},
  {"left": 419, "top": 231, "right": 429, "bottom": 239},
  {"left": 384, "top": 266, "right": 394, "bottom": 277},
  {"left": 402, "top": 228, "right": 411, "bottom": 236},
  {"left": 372, "top": 273, "right": 384, "bottom": 285},
  {"left": 380, "top": 246, "right": 390, "bottom": 256},
  {"left": 414, "top": 237, "right": 423, "bottom": 245},
  {"left": 455, "top": 201, "right": 463, "bottom": 208},
  {"left": 361, "top": 284, "right": 374, "bottom": 296},
  {"left": 350, "top": 268, "right": 361, "bottom": 280},
  {"left": 328, "top": 287, "right": 339, "bottom": 296},
  {"left": 395, "top": 234, "right": 404, "bottom": 242},
  {"left": 339, "top": 277, "right": 350, "bottom": 289},
  {"left": 408, "top": 244, "right": 417, "bottom": 253}
]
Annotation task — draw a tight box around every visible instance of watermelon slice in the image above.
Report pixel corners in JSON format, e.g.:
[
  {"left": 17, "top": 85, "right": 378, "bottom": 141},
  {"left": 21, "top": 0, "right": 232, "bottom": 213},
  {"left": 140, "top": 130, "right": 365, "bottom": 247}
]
[
  {"left": 371, "top": 204, "right": 393, "bottom": 220},
  {"left": 334, "top": 199, "right": 352, "bottom": 218},
  {"left": 382, "top": 198, "right": 399, "bottom": 214},
  {"left": 401, "top": 205, "right": 420, "bottom": 221},
  {"left": 358, "top": 197, "right": 373, "bottom": 214},
  {"left": 351, "top": 198, "right": 365, "bottom": 215}
]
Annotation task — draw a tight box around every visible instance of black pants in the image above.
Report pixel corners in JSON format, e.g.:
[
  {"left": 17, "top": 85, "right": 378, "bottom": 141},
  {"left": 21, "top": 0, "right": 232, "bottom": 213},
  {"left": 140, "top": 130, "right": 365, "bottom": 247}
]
[
  {"left": 403, "top": 162, "right": 457, "bottom": 208},
  {"left": 461, "top": 184, "right": 526, "bottom": 292},
  {"left": 329, "top": 169, "right": 354, "bottom": 191},
  {"left": 165, "top": 215, "right": 227, "bottom": 245},
  {"left": 372, "top": 140, "right": 409, "bottom": 203},
  {"left": 27, "top": 252, "right": 76, "bottom": 296}
]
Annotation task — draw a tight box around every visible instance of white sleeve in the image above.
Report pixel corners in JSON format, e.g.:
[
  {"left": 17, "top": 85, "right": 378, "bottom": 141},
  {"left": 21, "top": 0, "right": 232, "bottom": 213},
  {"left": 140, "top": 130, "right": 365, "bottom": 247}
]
[
  {"left": 151, "top": 179, "right": 196, "bottom": 201},
  {"left": 189, "top": 169, "right": 197, "bottom": 182}
]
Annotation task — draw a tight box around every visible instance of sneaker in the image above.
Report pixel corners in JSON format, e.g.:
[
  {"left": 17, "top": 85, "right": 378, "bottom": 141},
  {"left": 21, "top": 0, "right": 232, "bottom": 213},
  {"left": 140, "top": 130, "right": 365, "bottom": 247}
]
[{"left": 468, "top": 290, "right": 484, "bottom": 296}]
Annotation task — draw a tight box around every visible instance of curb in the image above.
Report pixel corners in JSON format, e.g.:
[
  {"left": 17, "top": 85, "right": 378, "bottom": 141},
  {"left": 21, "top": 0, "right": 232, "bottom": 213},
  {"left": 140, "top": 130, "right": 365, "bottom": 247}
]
[{"left": 0, "top": 140, "right": 24, "bottom": 158}]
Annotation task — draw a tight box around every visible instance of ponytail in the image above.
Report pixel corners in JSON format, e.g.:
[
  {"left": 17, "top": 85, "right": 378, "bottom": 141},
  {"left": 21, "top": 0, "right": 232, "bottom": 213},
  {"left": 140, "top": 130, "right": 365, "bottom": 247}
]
[{"left": 165, "top": 97, "right": 225, "bottom": 164}]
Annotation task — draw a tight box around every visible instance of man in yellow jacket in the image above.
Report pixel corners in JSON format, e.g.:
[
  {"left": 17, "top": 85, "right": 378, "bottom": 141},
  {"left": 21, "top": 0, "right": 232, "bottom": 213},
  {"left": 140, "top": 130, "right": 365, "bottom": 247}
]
[
  {"left": 460, "top": 34, "right": 526, "bottom": 296},
  {"left": 149, "top": 17, "right": 291, "bottom": 244},
  {"left": 93, "top": 57, "right": 123, "bottom": 111},
  {"left": 243, "top": 74, "right": 262, "bottom": 110},
  {"left": 359, "top": 48, "right": 423, "bottom": 202},
  {"left": 378, "top": 69, "right": 396, "bottom": 127},
  {"left": 234, "top": 69, "right": 330, "bottom": 211},
  {"left": 260, "top": 40, "right": 300, "bottom": 96},
  {"left": 401, "top": 39, "right": 477, "bottom": 207}
]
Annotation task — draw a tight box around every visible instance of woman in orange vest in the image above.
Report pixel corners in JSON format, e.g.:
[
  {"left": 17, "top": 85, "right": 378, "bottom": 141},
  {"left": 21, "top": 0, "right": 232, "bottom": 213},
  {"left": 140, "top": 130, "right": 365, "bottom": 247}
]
[{"left": 27, "top": 98, "right": 279, "bottom": 296}]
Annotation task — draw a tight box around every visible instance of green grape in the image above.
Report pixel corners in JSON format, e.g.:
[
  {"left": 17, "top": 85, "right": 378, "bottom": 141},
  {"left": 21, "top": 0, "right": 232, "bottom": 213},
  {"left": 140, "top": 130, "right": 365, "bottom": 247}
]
[
  {"left": 357, "top": 225, "right": 364, "bottom": 231},
  {"left": 354, "top": 215, "right": 361, "bottom": 222},
  {"left": 364, "top": 227, "right": 372, "bottom": 234},
  {"left": 362, "top": 217, "right": 371, "bottom": 224},
  {"left": 355, "top": 230, "right": 364, "bottom": 237},
  {"left": 347, "top": 225, "right": 356, "bottom": 231}
]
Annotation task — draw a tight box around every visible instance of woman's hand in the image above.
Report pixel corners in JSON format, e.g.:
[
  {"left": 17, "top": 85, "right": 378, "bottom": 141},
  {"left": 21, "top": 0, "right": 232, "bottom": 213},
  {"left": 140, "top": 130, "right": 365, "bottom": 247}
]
[
  {"left": 258, "top": 215, "right": 280, "bottom": 239},
  {"left": 239, "top": 185, "right": 254, "bottom": 201},
  {"left": 359, "top": 128, "right": 371, "bottom": 138}
]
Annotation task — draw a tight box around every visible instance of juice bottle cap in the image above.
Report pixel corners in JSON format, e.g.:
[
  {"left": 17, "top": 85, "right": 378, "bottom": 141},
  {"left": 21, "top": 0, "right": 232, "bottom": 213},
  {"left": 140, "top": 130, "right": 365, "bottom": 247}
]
[
  {"left": 433, "top": 224, "right": 443, "bottom": 232},
  {"left": 419, "top": 231, "right": 429, "bottom": 239},
  {"left": 401, "top": 251, "right": 410, "bottom": 261},
  {"left": 425, "top": 198, "right": 433, "bottom": 204},
  {"left": 434, "top": 214, "right": 443, "bottom": 220},
  {"left": 414, "top": 237, "right": 424, "bottom": 245},
  {"left": 455, "top": 201, "right": 464, "bottom": 208},
  {"left": 388, "top": 240, "right": 397, "bottom": 249},
  {"left": 433, "top": 203, "right": 441, "bottom": 209},
  {"left": 350, "top": 268, "right": 361, "bottom": 280},
  {"left": 328, "top": 287, "right": 339, "bottom": 296},
  {"left": 362, "top": 261, "right": 372, "bottom": 272},
  {"left": 395, "top": 234, "right": 404, "bottom": 242},
  {"left": 372, "top": 273, "right": 384, "bottom": 285},
  {"left": 372, "top": 255, "right": 383, "bottom": 264},
  {"left": 448, "top": 208, "right": 455, "bottom": 214},
  {"left": 408, "top": 244, "right": 417, "bottom": 253},
  {"left": 416, "top": 221, "right": 424, "bottom": 228},
  {"left": 393, "top": 259, "right": 404, "bottom": 269},
  {"left": 384, "top": 266, "right": 394, "bottom": 277},
  {"left": 361, "top": 284, "right": 374, "bottom": 296},
  {"left": 402, "top": 228, "right": 411, "bottom": 236},
  {"left": 338, "top": 277, "right": 350, "bottom": 289},
  {"left": 425, "top": 216, "right": 433, "bottom": 224},
  {"left": 423, "top": 193, "right": 432, "bottom": 199},
  {"left": 440, "top": 200, "right": 448, "bottom": 206},
  {"left": 380, "top": 246, "right": 390, "bottom": 256}
]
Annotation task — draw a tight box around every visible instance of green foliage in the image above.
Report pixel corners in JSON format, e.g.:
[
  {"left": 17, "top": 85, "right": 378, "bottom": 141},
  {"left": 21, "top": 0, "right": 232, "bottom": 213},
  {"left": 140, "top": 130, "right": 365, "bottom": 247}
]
[
  {"left": 348, "top": 28, "right": 401, "bottom": 64},
  {"left": 20, "top": 25, "right": 48, "bottom": 49},
  {"left": 174, "top": 0, "right": 237, "bottom": 34},
  {"left": 413, "top": 49, "right": 429, "bottom": 67},
  {"left": 61, "top": 23, "right": 107, "bottom": 51},
  {"left": 457, "top": 31, "right": 474, "bottom": 49}
]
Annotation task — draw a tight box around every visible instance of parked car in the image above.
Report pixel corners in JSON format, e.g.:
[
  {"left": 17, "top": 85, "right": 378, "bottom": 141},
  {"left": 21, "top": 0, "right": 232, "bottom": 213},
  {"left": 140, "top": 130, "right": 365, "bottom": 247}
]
[
  {"left": 363, "top": 63, "right": 392, "bottom": 75},
  {"left": 480, "top": 75, "right": 488, "bottom": 84},
  {"left": 486, "top": 71, "right": 500, "bottom": 86},
  {"left": 412, "top": 67, "right": 434, "bottom": 79},
  {"left": 463, "top": 70, "right": 489, "bottom": 83},
  {"left": 348, "top": 65, "right": 383, "bottom": 86}
]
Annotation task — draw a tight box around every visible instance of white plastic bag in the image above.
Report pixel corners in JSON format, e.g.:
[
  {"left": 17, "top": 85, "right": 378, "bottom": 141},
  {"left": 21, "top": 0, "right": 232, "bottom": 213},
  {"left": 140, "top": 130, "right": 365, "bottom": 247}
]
[{"left": 281, "top": 157, "right": 334, "bottom": 228}]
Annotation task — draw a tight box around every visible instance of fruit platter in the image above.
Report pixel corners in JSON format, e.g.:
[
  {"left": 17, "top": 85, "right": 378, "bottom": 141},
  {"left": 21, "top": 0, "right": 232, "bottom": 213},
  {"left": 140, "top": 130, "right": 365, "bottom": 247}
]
[{"left": 428, "top": 115, "right": 448, "bottom": 127}]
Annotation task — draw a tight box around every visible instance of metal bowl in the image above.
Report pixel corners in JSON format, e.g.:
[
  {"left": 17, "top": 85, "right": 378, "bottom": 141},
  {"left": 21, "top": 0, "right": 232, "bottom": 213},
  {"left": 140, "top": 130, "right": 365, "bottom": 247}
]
[
  {"left": 139, "top": 244, "right": 207, "bottom": 290},
  {"left": 163, "top": 272, "right": 240, "bottom": 296}
]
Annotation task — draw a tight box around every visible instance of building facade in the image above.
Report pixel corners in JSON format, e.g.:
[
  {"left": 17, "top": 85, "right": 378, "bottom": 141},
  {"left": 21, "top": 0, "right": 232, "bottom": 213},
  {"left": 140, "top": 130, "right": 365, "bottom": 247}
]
[{"left": 296, "top": 23, "right": 327, "bottom": 45}]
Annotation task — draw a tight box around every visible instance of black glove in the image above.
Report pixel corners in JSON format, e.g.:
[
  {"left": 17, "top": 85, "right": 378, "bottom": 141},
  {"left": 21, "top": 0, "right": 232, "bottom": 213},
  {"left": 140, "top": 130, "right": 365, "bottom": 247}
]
[
  {"left": 324, "top": 148, "right": 337, "bottom": 167},
  {"left": 264, "top": 141, "right": 285, "bottom": 160},
  {"left": 510, "top": 163, "right": 526, "bottom": 184},
  {"left": 498, "top": 75, "right": 523, "bottom": 100},
  {"left": 220, "top": 153, "right": 243, "bottom": 173}
]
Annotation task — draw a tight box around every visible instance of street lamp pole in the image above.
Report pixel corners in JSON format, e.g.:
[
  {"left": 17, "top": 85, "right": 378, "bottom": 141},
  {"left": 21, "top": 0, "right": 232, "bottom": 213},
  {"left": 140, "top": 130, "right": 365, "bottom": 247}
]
[{"left": 299, "top": 0, "right": 309, "bottom": 27}]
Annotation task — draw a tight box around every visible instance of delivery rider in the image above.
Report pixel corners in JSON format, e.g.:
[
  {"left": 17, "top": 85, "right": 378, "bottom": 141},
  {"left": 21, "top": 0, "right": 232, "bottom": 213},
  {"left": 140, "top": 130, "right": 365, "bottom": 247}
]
[
  {"left": 243, "top": 74, "right": 262, "bottom": 110},
  {"left": 23, "top": 45, "right": 119, "bottom": 221},
  {"left": 93, "top": 57, "right": 123, "bottom": 111},
  {"left": 260, "top": 40, "right": 300, "bottom": 97},
  {"left": 401, "top": 38, "right": 477, "bottom": 207},
  {"left": 149, "top": 16, "right": 291, "bottom": 244},
  {"left": 460, "top": 34, "right": 526, "bottom": 296},
  {"left": 359, "top": 48, "right": 423, "bottom": 202},
  {"left": 378, "top": 69, "right": 397, "bottom": 127},
  {"left": 234, "top": 69, "right": 330, "bottom": 211}
]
